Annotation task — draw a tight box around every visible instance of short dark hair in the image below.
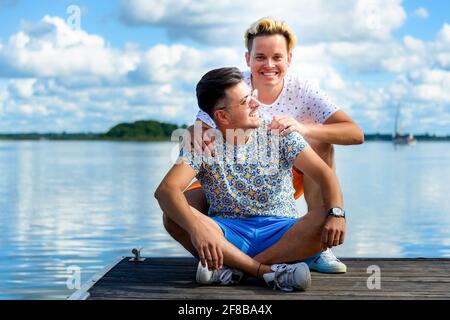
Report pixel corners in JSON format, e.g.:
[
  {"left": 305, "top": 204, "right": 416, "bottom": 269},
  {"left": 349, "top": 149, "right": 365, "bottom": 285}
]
[{"left": 196, "top": 67, "right": 243, "bottom": 119}]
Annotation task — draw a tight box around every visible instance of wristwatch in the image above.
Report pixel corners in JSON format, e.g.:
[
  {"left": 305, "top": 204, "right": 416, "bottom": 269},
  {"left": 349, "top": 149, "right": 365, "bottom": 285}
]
[{"left": 328, "top": 207, "right": 345, "bottom": 219}]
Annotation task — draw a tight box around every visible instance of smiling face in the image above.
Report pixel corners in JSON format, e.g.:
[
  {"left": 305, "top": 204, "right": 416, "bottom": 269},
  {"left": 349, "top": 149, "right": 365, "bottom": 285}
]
[
  {"left": 214, "top": 80, "right": 261, "bottom": 130},
  {"left": 245, "top": 34, "right": 292, "bottom": 91}
]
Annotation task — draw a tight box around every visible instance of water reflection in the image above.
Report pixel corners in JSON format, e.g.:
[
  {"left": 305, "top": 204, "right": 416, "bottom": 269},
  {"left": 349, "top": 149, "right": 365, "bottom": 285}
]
[
  {"left": 332, "top": 141, "right": 450, "bottom": 258},
  {"left": 0, "top": 140, "right": 449, "bottom": 299}
]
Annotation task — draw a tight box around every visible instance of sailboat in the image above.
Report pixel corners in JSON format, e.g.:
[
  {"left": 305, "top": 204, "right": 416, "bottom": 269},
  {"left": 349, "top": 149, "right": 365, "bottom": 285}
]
[{"left": 392, "top": 106, "right": 416, "bottom": 145}]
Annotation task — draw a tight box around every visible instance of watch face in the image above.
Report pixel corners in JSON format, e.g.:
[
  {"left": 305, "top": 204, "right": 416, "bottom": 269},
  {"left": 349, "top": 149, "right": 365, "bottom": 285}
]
[{"left": 332, "top": 208, "right": 344, "bottom": 216}]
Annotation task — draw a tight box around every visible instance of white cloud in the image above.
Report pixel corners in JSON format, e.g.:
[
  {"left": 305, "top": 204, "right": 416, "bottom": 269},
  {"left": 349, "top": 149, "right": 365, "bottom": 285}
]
[
  {"left": 436, "top": 53, "right": 450, "bottom": 69},
  {"left": 325, "top": 24, "right": 450, "bottom": 76},
  {"left": 8, "top": 78, "right": 36, "bottom": 98},
  {"left": 292, "top": 24, "right": 450, "bottom": 134},
  {"left": 120, "top": 0, "right": 406, "bottom": 45},
  {"left": 434, "top": 24, "right": 450, "bottom": 68},
  {"left": 129, "top": 44, "right": 242, "bottom": 85},
  {"left": 0, "top": 16, "right": 136, "bottom": 80},
  {"left": 0, "top": 15, "right": 244, "bottom": 86},
  {"left": 414, "top": 7, "right": 429, "bottom": 19},
  {"left": 327, "top": 41, "right": 392, "bottom": 73},
  {"left": 353, "top": 0, "right": 406, "bottom": 40},
  {"left": 16, "top": 103, "right": 49, "bottom": 116},
  {"left": 408, "top": 69, "right": 450, "bottom": 104},
  {"left": 1, "top": 8, "right": 449, "bottom": 135},
  {"left": 0, "top": 84, "right": 6, "bottom": 117},
  {"left": 437, "top": 23, "right": 450, "bottom": 47},
  {"left": 290, "top": 44, "right": 347, "bottom": 94},
  {"left": 0, "top": 15, "right": 245, "bottom": 132},
  {"left": 380, "top": 42, "right": 426, "bottom": 74}
]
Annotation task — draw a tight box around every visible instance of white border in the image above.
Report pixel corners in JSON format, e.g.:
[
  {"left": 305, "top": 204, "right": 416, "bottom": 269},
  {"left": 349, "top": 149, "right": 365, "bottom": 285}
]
[{"left": 68, "top": 256, "right": 125, "bottom": 300}]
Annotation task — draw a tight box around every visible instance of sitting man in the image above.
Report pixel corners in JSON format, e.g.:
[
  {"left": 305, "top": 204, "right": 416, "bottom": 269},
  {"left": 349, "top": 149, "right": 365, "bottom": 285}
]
[{"left": 155, "top": 67, "right": 346, "bottom": 292}]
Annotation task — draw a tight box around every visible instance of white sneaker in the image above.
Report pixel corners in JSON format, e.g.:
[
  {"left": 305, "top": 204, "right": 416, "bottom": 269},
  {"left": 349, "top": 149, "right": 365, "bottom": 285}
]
[
  {"left": 308, "top": 249, "right": 347, "bottom": 273},
  {"left": 263, "top": 262, "right": 311, "bottom": 292},
  {"left": 196, "top": 262, "right": 244, "bottom": 285}
]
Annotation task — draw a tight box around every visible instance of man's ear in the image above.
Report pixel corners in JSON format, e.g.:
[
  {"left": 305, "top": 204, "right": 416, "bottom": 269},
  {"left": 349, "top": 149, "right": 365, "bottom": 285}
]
[
  {"left": 214, "top": 109, "right": 231, "bottom": 126},
  {"left": 287, "top": 51, "right": 292, "bottom": 67},
  {"left": 245, "top": 51, "right": 251, "bottom": 67}
]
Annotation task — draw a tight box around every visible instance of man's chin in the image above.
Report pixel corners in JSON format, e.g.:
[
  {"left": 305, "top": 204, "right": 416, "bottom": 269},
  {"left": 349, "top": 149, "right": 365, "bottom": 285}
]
[
  {"left": 249, "top": 118, "right": 261, "bottom": 128},
  {"left": 232, "top": 118, "right": 261, "bottom": 130},
  {"left": 257, "top": 74, "right": 282, "bottom": 85},
  {"left": 239, "top": 124, "right": 260, "bottom": 131}
]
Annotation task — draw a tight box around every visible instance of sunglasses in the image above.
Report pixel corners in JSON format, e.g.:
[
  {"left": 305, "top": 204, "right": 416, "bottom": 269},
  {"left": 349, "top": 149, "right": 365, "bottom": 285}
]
[{"left": 217, "top": 89, "right": 259, "bottom": 111}]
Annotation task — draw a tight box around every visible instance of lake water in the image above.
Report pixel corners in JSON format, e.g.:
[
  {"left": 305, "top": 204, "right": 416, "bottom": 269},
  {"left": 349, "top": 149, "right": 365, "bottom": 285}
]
[{"left": 0, "top": 140, "right": 449, "bottom": 299}]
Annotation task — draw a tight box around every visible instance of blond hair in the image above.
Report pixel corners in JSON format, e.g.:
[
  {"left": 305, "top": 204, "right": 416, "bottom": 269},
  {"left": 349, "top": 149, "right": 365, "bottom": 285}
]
[{"left": 245, "top": 17, "right": 296, "bottom": 53}]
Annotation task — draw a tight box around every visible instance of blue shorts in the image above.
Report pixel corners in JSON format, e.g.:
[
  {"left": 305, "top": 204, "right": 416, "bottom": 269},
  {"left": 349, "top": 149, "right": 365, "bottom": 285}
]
[{"left": 211, "top": 216, "right": 299, "bottom": 257}]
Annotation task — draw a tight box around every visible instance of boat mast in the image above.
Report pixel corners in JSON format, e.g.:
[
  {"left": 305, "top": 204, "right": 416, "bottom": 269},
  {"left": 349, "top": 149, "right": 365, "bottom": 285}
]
[{"left": 394, "top": 105, "right": 400, "bottom": 138}]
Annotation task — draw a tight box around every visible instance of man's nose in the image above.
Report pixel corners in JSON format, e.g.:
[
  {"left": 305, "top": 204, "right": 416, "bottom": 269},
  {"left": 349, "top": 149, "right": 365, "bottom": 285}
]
[
  {"left": 249, "top": 96, "right": 260, "bottom": 109},
  {"left": 265, "top": 58, "right": 275, "bottom": 68}
]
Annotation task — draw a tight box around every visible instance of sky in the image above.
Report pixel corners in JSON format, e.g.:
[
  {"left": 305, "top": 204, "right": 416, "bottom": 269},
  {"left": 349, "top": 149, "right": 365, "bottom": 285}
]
[{"left": 0, "top": 0, "right": 449, "bottom": 135}]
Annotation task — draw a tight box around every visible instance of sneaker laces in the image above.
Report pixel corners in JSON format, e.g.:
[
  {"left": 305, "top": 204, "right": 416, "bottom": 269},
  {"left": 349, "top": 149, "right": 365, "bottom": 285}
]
[
  {"left": 211, "top": 267, "right": 238, "bottom": 285},
  {"left": 321, "top": 249, "right": 340, "bottom": 263},
  {"left": 273, "top": 264, "right": 297, "bottom": 292}
]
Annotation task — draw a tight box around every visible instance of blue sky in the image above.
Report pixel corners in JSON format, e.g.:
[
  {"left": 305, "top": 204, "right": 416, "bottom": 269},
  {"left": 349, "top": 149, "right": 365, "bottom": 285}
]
[{"left": 0, "top": 0, "right": 449, "bottom": 134}]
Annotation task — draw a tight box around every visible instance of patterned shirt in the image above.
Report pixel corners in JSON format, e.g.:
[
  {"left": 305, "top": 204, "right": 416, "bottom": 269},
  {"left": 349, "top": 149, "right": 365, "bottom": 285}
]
[{"left": 178, "top": 123, "right": 309, "bottom": 218}]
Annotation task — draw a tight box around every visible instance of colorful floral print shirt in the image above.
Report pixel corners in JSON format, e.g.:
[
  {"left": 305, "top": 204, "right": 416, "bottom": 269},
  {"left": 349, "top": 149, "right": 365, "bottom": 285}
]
[{"left": 178, "top": 123, "right": 309, "bottom": 218}]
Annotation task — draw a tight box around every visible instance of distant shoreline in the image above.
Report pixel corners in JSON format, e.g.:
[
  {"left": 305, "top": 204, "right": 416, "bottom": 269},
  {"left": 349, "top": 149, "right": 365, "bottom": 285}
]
[
  {"left": 0, "top": 133, "right": 449, "bottom": 142},
  {"left": 363, "top": 134, "right": 450, "bottom": 142},
  {"left": 0, "top": 119, "right": 185, "bottom": 142},
  {"left": 1, "top": 119, "right": 449, "bottom": 142},
  {"left": 0, "top": 134, "right": 173, "bottom": 142}
]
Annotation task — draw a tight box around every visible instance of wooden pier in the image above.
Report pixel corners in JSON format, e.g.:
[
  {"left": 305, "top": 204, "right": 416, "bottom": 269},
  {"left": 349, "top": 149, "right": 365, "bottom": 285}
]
[{"left": 69, "top": 257, "right": 450, "bottom": 300}]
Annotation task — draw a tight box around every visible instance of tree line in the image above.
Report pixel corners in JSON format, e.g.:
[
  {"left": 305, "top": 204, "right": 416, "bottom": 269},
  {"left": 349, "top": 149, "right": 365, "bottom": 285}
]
[{"left": 0, "top": 120, "right": 187, "bottom": 141}]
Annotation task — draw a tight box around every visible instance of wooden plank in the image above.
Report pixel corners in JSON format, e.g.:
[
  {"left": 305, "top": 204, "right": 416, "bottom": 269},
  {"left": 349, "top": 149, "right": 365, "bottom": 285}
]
[
  {"left": 84, "top": 257, "right": 450, "bottom": 300},
  {"left": 68, "top": 255, "right": 125, "bottom": 300}
]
